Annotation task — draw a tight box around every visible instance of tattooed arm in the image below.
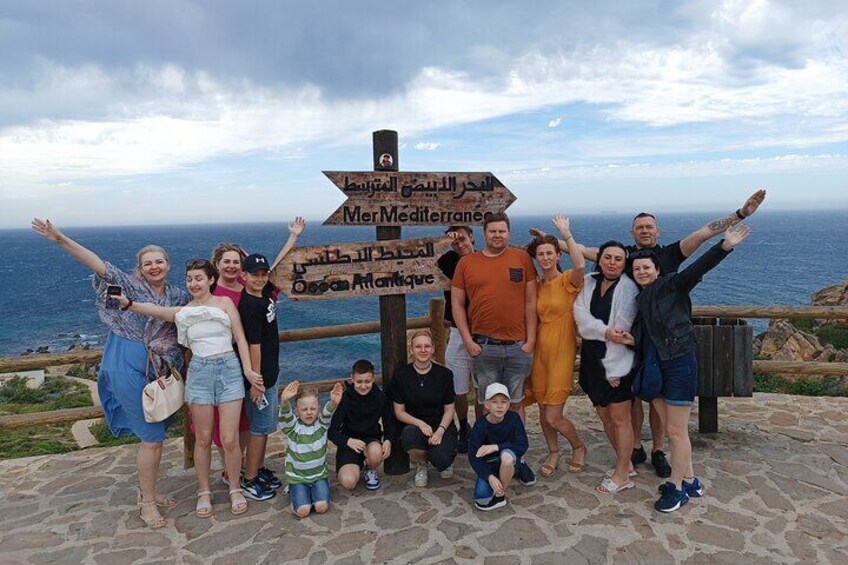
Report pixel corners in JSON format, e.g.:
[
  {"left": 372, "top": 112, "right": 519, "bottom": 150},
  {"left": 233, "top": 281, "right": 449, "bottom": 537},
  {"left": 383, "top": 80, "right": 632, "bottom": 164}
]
[{"left": 679, "top": 189, "right": 765, "bottom": 257}]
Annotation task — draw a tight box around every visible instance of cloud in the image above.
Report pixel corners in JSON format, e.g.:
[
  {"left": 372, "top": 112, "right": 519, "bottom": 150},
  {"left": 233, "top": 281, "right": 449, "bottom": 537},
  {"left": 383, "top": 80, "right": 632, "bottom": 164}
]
[
  {"left": 548, "top": 118, "right": 561, "bottom": 128},
  {"left": 414, "top": 142, "right": 440, "bottom": 151}
]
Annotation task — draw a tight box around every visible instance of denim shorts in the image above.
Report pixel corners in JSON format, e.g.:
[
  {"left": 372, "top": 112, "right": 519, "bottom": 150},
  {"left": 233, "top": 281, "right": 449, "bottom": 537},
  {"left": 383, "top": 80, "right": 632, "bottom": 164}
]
[
  {"left": 472, "top": 341, "right": 532, "bottom": 404},
  {"left": 445, "top": 327, "right": 475, "bottom": 395},
  {"left": 660, "top": 352, "right": 698, "bottom": 406},
  {"left": 290, "top": 479, "right": 330, "bottom": 512},
  {"left": 245, "top": 380, "right": 280, "bottom": 436},
  {"left": 473, "top": 449, "right": 517, "bottom": 503},
  {"left": 185, "top": 352, "right": 245, "bottom": 406}
]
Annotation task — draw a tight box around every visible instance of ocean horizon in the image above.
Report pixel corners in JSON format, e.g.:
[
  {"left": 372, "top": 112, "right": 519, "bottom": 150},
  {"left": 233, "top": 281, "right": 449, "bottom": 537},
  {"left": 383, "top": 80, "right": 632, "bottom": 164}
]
[{"left": 2, "top": 209, "right": 845, "bottom": 382}]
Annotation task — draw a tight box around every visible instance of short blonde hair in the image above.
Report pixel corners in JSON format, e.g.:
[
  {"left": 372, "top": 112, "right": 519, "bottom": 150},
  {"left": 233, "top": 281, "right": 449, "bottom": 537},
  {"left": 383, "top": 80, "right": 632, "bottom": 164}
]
[
  {"left": 408, "top": 330, "right": 433, "bottom": 347},
  {"left": 296, "top": 384, "right": 320, "bottom": 403},
  {"left": 134, "top": 245, "right": 170, "bottom": 277}
]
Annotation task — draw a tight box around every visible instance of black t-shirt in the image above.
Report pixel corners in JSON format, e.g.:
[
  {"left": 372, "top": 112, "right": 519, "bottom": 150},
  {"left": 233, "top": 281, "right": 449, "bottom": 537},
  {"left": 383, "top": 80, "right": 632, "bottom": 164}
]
[
  {"left": 437, "top": 250, "right": 461, "bottom": 326},
  {"left": 238, "top": 282, "right": 279, "bottom": 388},
  {"left": 625, "top": 240, "right": 686, "bottom": 276},
  {"left": 389, "top": 363, "right": 455, "bottom": 429}
]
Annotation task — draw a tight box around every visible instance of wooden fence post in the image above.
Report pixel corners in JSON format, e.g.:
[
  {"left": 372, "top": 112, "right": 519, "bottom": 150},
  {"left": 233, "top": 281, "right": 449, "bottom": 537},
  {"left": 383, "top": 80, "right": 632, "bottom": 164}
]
[
  {"left": 373, "top": 130, "right": 410, "bottom": 475},
  {"left": 430, "top": 298, "right": 447, "bottom": 365}
]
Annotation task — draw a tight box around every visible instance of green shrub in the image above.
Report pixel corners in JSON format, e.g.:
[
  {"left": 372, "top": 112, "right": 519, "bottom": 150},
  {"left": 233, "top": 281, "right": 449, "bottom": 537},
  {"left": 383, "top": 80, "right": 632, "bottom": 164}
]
[
  {"left": 815, "top": 325, "right": 848, "bottom": 350},
  {"left": 65, "top": 363, "right": 97, "bottom": 381},
  {"left": 0, "top": 424, "right": 77, "bottom": 459},
  {"left": 89, "top": 421, "right": 140, "bottom": 447},
  {"left": 0, "top": 376, "right": 46, "bottom": 404},
  {"left": 0, "top": 376, "right": 93, "bottom": 414},
  {"left": 754, "top": 373, "right": 846, "bottom": 396}
]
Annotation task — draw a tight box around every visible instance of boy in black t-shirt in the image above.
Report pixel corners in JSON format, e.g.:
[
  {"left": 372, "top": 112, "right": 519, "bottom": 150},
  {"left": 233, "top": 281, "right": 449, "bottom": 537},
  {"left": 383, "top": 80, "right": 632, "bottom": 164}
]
[
  {"left": 238, "top": 253, "right": 281, "bottom": 501},
  {"left": 329, "top": 360, "right": 396, "bottom": 491}
]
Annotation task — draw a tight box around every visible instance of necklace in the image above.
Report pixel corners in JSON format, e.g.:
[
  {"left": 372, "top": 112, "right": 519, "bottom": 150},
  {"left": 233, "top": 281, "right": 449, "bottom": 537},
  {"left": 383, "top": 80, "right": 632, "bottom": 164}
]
[{"left": 413, "top": 362, "right": 432, "bottom": 386}]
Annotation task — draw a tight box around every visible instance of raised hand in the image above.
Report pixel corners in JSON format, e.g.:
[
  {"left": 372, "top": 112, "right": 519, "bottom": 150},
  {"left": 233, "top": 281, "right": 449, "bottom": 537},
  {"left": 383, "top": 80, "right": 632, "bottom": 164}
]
[
  {"left": 280, "top": 380, "right": 299, "bottom": 402},
  {"left": 552, "top": 214, "right": 571, "bottom": 238},
  {"left": 528, "top": 227, "right": 547, "bottom": 239},
  {"left": 330, "top": 381, "right": 344, "bottom": 407},
  {"left": 722, "top": 224, "right": 751, "bottom": 251},
  {"left": 289, "top": 217, "right": 306, "bottom": 237},
  {"left": 740, "top": 189, "right": 766, "bottom": 218},
  {"left": 31, "top": 218, "right": 63, "bottom": 242}
]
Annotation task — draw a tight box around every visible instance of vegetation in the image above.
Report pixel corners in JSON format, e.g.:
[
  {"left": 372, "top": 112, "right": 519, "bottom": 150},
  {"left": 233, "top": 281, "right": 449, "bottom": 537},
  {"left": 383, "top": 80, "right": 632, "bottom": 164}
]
[
  {"left": 816, "top": 324, "right": 848, "bottom": 350},
  {"left": 65, "top": 363, "right": 98, "bottom": 381},
  {"left": 0, "top": 376, "right": 93, "bottom": 415},
  {"left": 0, "top": 424, "right": 77, "bottom": 459},
  {"left": 89, "top": 405, "right": 186, "bottom": 447},
  {"left": 753, "top": 373, "right": 847, "bottom": 396}
]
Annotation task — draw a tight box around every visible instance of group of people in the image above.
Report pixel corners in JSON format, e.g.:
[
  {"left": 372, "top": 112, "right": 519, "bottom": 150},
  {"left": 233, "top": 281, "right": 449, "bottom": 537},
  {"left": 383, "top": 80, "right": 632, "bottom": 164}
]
[{"left": 29, "top": 187, "right": 764, "bottom": 526}]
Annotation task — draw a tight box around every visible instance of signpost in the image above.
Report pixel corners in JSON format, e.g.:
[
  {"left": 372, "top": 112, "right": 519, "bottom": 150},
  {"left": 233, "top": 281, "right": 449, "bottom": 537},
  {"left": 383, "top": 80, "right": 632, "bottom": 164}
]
[
  {"left": 323, "top": 171, "right": 515, "bottom": 226},
  {"left": 269, "top": 129, "right": 516, "bottom": 474},
  {"left": 271, "top": 236, "right": 453, "bottom": 300}
]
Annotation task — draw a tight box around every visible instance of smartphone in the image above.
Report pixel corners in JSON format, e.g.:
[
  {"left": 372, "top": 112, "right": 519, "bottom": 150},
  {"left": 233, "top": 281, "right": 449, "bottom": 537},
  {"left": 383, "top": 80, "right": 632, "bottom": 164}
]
[
  {"left": 257, "top": 393, "right": 269, "bottom": 411},
  {"left": 106, "top": 285, "right": 122, "bottom": 296}
]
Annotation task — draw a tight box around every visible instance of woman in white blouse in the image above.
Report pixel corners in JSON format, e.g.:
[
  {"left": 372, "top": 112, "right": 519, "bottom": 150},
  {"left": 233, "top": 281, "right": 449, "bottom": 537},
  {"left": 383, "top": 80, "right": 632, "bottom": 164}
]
[{"left": 117, "top": 259, "right": 263, "bottom": 518}]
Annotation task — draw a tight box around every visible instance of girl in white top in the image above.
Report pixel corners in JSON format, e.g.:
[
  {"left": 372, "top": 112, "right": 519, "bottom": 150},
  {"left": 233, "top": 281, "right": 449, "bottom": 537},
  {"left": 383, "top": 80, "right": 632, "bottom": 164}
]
[{"left": 116, "top": 259, "right": 263, "bottom": 518}]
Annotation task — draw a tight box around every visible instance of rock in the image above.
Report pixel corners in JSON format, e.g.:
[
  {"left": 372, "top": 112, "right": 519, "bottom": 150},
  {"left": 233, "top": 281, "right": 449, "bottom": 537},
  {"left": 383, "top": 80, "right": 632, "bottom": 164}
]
[
  {"left": 757, "top": 319, "right": 825, "bottom": 364},
  {"left": 811, "top": 280, "right": 848, "bottom": 326},
  {"left": 36, "top": 345, "right": 49, "bottom": 354}
]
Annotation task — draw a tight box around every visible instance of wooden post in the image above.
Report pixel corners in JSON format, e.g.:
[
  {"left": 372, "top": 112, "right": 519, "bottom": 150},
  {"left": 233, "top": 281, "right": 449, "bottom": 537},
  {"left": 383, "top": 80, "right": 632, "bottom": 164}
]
[
  {"left": 430, "top": 298, "right": 447, "bottom": 365},
  {"left": 374, "top": 130, "right": 409, "bottom": 475},
  {"left": 698, "top": 397, "right": 719, "bottom": 434}
]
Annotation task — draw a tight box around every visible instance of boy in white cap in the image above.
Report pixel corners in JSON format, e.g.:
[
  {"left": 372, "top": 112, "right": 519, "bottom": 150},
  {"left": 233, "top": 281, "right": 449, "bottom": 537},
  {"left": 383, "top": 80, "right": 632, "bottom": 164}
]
[{"left": 467, "top": 383, "right": 530, "bottom": 510}]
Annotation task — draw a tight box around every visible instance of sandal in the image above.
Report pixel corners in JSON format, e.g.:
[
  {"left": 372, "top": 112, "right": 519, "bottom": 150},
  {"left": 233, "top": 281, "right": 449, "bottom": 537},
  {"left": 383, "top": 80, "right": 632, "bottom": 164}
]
[
  {"left": 596, "top": 477, "right": 635, "bottom": 494},
  {"left": 195, "top": 490, "right": 213, "bottom": 518},
  {"left": 568, "top": 444, "right": 587, "bottom": 473},
  {"left": 540, "top": 451, "right": 560, "bottom": 477},
  {"left": 138, "top": 489, "right": 177, "bottom": 509},
  {"left": 606, "top": 467, "right": 638, "bottom": 478},
  {"left": 137, "top": 500, "right": 167, "bottom": 529},
  {"left": 229, "top": 489, "right": 248, "bottom": 516}
]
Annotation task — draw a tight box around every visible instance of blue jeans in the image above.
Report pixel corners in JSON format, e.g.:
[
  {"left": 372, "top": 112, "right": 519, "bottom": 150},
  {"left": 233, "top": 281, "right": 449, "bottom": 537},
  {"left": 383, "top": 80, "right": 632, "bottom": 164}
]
[
  {"left": 474, "top": 449, "right": 517, "bottom": 503},
  {"left": 290, "top": 479, "right": 331, "bottom": 512},
  {"left": 472, "top": 341, "right": 532, "bottom": 404},
  {"left": 245, "top": 380, "right": 280, "bottom": 435}
]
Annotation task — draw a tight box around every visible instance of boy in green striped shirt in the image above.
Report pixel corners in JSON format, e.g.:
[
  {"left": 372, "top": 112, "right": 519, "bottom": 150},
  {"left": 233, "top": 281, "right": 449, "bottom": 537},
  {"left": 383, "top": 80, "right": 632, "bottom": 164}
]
[{"left": 279, "top": 380, "right": 344, "bottom": 518}]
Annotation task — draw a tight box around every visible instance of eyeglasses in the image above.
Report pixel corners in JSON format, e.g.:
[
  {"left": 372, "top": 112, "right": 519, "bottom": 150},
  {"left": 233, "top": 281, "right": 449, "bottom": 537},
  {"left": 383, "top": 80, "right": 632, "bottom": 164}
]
[{"left": 185, "top": 258, "right": 212, "bottom": 269}]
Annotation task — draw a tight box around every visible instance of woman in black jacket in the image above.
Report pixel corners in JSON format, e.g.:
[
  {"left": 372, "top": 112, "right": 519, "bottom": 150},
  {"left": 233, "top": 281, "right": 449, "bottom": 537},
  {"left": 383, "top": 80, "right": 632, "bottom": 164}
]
[{"left": 625, "top": 224, "right": 749, "bottom": 513}]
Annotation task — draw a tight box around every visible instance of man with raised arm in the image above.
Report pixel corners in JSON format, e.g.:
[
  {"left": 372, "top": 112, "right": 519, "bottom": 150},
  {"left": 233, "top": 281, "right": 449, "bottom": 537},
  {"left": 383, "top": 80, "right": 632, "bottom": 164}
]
[{"left": 532, "top": 189, "right": 766, "bottom": 477}]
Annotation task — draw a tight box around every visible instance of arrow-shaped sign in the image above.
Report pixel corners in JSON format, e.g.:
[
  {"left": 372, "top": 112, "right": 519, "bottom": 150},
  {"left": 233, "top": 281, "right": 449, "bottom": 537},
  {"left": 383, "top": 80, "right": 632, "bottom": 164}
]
[
  {"left": 323, "top": 171, "right": 515, "bottom": 226},
  {"left": 271, "top": 236, "right": 453, "bottom": 300}
]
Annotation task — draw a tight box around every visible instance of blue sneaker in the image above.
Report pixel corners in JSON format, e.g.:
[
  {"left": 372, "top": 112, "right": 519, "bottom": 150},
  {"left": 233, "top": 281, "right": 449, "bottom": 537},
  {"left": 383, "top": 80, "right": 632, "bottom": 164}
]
[
  {"left": 257, "top": 466, "right": 283, "bottom": 490},
  {"left": 517, "top": 462, "right": 537, "bottom": 486},
  {"left": 654, "top": 483, "right": 689, "bottom": 512},
  {"left": 363, "top": 469, "right": 381, "bottom": 490},
  {"left": 658, "top": 478, "right": 704, "bottom": 498},
  {"left": 240, "top": 477, "right": 276, "bottom": 501}
]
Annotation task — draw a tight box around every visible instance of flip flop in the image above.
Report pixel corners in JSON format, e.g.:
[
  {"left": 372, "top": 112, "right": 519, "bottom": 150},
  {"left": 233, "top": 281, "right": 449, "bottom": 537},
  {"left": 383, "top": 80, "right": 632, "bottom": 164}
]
[
  {"left": 597, "top": 478, "right": 635, "bottom": 494},
  {"left": 540, "top": 452, "right": 560, "bottom": 477}
]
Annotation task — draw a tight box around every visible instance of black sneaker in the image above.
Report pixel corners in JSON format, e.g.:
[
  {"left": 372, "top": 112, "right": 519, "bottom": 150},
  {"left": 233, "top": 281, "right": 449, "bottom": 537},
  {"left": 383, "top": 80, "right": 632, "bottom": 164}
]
[
  {"left": 631, "top": 445, "right": 647, "bottom": 466},
  {"left": 257, "top": 466, "right": 282, "bottom": 490},
  {"left": 651, "top": 450, "right": 672, "bottom": 478},
  {"left": 516, "top": 462, "right": 537, "bottom": 486},
  {"left": 240, "top": 477, "right": 276, "bottom": 501},
  {"left": 475, "top": 495, "right": 507, "bottom": 511},
  {"left": 456, "top": 420, "right": 469, "bottom": 454},
  {"left": 654, "top": 483, "right": 689, "bottom": 513}
]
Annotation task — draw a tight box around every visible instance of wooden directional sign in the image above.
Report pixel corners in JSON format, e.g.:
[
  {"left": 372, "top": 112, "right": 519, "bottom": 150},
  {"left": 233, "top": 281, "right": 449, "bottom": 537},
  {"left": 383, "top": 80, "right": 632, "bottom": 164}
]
[
  {"left": 323, "top": 171, "right": 515, "bottom": 226},
  {"left": 271, "top": 236, "right": 453, "bottom": 300}
]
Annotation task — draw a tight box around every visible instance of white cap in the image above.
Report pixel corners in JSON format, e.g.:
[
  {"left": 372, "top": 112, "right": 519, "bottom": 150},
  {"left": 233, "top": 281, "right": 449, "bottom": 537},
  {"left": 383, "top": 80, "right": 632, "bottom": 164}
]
[{"left": 484, "top": 383, "right": 510, "bottom": 401}]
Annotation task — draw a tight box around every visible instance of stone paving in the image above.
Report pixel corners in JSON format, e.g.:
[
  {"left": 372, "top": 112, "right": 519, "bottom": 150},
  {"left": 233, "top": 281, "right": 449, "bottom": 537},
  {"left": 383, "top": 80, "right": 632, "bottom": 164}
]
[{"left": 1, "top": 393, "right": 847, "bottom": 564}]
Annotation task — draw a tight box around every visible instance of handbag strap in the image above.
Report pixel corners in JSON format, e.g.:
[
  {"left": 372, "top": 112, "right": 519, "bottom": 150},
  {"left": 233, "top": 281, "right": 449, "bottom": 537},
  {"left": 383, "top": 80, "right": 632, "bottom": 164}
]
[{"left": 145, "top": 349, "right": 163, "bottom": 383}]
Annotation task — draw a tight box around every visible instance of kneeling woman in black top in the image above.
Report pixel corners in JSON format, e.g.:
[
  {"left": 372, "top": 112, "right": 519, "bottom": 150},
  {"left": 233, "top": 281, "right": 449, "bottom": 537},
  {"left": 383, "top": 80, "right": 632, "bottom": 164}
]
[
  {"left": 626, "top": 224, "right": 750, "bottom": 513},
  {"left": 391, "top": 331, "right": 457, "bottom": 488}
]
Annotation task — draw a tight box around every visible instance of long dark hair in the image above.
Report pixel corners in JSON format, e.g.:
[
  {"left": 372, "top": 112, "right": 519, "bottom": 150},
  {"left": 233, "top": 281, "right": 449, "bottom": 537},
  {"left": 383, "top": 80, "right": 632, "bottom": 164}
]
[
  {"left": 185, "top": 259, "right": 219, "bottom": 292},
  {"left": 595, "top": 240, "right": 628, "bottom": 274}
]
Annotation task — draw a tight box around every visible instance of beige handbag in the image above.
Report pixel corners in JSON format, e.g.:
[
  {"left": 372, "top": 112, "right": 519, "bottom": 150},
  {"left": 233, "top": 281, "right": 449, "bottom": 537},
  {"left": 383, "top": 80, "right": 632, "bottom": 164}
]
[{"left": 142, "top": 351, "right": 185, "bottom": 423}]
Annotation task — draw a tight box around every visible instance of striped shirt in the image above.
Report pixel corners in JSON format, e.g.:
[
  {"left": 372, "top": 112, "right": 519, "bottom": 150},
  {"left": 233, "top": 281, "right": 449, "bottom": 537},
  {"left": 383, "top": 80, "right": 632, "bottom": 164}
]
[{"left": 279, "top": 401, "right": 335, "bottom": 485}]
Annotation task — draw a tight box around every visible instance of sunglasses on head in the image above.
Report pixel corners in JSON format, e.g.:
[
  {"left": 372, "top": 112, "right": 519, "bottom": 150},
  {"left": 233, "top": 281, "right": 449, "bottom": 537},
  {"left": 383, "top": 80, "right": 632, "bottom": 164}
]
[{"left": 185, "top": 258, "right": 212, "bottom": 269}]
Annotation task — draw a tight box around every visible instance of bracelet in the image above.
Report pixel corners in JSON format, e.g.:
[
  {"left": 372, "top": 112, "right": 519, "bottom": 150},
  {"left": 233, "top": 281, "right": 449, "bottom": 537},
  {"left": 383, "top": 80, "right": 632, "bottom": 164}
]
[
  {"left": 438, "top": 425, "right": 447, "bottom": 432},
  {"left": 735, "top": 208, "right": 745, "bottom": 220},
  {"left": 120, "top": 298, "right": 133, "bottom": 311},
  {"left": 563, "top": 235, "right": 573, "bottom": 242}
]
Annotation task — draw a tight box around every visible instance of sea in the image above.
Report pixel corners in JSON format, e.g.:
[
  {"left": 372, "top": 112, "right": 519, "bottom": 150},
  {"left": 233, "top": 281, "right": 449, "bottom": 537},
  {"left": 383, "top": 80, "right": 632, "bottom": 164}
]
[{"left": 1, "top": 210, "right": 846, "bottom": 382}]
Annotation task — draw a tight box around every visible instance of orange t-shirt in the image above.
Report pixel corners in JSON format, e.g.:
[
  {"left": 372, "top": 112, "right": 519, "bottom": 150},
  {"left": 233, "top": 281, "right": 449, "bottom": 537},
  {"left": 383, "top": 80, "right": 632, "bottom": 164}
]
[{"left": 452, "top": 247, "right": 537, "bottom": 341}]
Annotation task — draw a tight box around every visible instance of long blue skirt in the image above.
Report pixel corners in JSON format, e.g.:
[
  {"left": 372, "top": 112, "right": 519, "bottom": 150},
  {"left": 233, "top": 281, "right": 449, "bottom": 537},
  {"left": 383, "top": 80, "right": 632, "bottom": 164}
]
[{"left": 97, "top": 332, "right": 171, "bottom": 443}]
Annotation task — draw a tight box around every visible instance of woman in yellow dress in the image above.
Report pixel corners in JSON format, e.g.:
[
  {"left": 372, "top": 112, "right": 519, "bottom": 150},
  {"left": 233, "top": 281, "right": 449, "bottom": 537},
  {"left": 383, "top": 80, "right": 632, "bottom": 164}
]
[{"left": 526, "top": 214, "right": 587, "bottom": 477}]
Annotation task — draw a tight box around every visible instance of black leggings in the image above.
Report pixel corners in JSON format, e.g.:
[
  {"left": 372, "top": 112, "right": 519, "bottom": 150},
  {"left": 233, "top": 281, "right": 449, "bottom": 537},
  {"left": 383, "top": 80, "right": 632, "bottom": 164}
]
[{"left": 399, "top": 423, "right": 457, "bottom": 471}]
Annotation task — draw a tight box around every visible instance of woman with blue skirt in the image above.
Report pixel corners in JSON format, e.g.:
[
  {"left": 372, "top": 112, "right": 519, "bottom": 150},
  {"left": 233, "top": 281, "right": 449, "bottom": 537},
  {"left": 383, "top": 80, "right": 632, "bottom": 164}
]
[{"left": 32, "top": 218, "right": 188, "bottom": 529}]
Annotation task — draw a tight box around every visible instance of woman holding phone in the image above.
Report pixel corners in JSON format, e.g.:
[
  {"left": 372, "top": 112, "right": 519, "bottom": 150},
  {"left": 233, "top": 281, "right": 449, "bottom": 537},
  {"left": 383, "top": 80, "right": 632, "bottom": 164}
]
[
  {"left": 31, "top": 218, "right": 188, "bottom": 529},
  {"left": 114, "top": 259, "right": 264, "bottom": 518}
]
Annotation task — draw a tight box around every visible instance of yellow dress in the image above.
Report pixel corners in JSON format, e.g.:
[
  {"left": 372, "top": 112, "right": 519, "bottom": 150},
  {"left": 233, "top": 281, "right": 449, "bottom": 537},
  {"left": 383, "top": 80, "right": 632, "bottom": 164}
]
[{"left": 527, "top": 271, "right": 582, "bottom": 406}]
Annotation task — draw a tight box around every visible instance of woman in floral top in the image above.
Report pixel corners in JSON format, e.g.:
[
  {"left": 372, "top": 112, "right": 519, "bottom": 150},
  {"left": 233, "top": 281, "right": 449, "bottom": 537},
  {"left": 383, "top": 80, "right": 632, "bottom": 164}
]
[{"left": 32, "top": 218, "right": 188, "bottom": 529}]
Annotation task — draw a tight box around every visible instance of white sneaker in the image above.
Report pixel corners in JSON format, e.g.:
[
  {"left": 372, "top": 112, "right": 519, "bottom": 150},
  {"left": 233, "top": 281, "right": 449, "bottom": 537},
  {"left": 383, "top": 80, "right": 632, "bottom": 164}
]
[
  {"left": 363, "top": 469, "right": 381, "bottom": 490},
  {"left": 414, "top": 463, "right": 429, "bottom": 487},
  {"left": 439, "top": 465, "right": 454, "bottom": 479}
]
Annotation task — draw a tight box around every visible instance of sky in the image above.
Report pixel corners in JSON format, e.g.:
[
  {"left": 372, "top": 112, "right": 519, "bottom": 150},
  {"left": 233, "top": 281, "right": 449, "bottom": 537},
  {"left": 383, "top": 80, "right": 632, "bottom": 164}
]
[{"left": 1, "top": 0, "right": 847, "bottom": 228}]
